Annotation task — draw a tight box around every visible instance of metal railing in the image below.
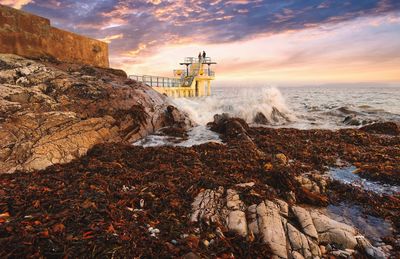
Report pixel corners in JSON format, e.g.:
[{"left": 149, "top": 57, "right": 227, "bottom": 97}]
[
  {"left": 183, "top": 57, "right": 213, "bottom": 64},
  {"left": 174, "top": 69, "right": 215, "bottom": 77},
  {"left": 130, "top": 75, "right": 182, "bottom": 88}
]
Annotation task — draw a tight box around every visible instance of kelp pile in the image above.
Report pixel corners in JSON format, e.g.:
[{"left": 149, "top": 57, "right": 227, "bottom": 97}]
[{"left": 0, "top": 117, "right": 399, "bottom": 258}]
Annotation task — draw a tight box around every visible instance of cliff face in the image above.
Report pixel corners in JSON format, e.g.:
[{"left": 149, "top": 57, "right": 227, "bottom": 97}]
[
  {"left": 0, "top": 4, "right": 109, "bottom": 67},
  {"left": 0, "top": 54, "right": 192, "bottom": 173}
]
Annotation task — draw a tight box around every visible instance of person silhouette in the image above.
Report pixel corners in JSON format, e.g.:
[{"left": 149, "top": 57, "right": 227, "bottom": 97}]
[
  {"left": 202, "top": 51, "right": 206, "bottom": 61},
  {"left": 198, "top": 52, "right": 202, "bottom": 62}
]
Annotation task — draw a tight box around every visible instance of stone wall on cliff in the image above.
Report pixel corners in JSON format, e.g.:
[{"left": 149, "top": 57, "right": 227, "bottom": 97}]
[{"left": 0, "top": 4, "right": 109, "bottom": 68}]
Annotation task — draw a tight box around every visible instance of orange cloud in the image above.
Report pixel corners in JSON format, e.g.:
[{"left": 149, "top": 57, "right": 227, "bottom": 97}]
[
  {"left": 98, "top": 34, "right": 124, "bottom": 43},
  {"left": 0, "top": 0, "right": 31, "bottom": 9}
]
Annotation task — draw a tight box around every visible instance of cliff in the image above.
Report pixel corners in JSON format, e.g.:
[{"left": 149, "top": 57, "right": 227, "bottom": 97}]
[
  {"left": 0, "top": 4, "right": 109, "bottom": 67},
  {"left": 0, "top": 54, "right": 192, "bottom": 173}
]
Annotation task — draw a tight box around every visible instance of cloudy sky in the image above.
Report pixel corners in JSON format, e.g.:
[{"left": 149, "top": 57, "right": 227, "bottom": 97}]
[{"left": 2, "top": 0, "right": 400, "bottom": 86}]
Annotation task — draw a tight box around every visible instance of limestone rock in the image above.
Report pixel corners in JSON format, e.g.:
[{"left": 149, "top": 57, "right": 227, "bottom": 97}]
[
  {"left": 356, "top": 236, "right": 386, "bottom": 259},
  {"left": 275, "top": 199, "right": 289, "bottom": 217},
  {"left": 247, "top": 204, "right": 259, "bottom": 235},
  {"left": 226, "top": 210, "right": 247, "bottom": 237},
  {"left": 286, "top": 223, "right": 312, "bottom": 258},
  {"left": 190, "top": 187, "right": 224, "bottom": 224},
  {"left": 257, "top": 200, "right": 288, "bottom": 259},
  {"left": 188, "top": 188, "right": 380, "bottom": 259},
  {"left": 226, "top": 189, "right": 244, "bottom": 210},
  {"left": 0, "top": 54, "right": 192, "bottom": 173},
  {"left": 311, "top": 211, "right": 358, "bottom": 249},
  {"left": 292, "top": 206, "right": 319, "bottom": 240}
]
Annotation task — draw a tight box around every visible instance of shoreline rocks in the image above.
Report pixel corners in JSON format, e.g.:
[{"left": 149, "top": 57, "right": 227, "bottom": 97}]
[
  {"left": 0, "top": 54, "right": 192, "bottom": 173},
  {"left": 189, "top": 186, "right": 385, "bottom": 258}
]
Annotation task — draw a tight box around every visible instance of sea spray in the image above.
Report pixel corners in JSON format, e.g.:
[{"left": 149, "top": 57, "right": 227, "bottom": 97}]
[{"left": 171, "top": 87, "right": 296, "bottom": 125}]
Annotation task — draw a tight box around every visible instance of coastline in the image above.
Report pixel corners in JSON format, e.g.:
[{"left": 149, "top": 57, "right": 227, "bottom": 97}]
[{"left": 1, "top": 107, "right": 399, "bottom": 257}]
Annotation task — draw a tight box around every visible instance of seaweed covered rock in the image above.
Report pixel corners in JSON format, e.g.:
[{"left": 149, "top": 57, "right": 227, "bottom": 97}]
[
  {"left": 0, "top": 54, "right": 192, "bottom": 173},
  {"left": 360, "top": 122, "right": 400, "bottom": 136}
]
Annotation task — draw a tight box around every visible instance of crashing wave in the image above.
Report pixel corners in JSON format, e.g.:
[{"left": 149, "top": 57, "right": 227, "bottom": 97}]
[{"left": 171, "top": 87, "right": 295, "bottom": 126}]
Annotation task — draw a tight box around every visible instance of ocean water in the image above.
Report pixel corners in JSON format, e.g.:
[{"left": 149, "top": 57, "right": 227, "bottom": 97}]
[
  {"left": 172, "top": 85, "right": 400, "bottom": 129},
  {"left": 135, "top": 85, "right": 400, "bottom": 146}
]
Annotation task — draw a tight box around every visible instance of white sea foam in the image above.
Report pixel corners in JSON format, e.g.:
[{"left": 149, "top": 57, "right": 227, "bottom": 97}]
[
  {"left": 133, "top": 125, "right": 222, "bottom": 147},
  {"left": 171, "top": 87, "right": 295, "bottom": 125},
  {"left": 134, "top": 85, "right": 400, "bottom": 147}
]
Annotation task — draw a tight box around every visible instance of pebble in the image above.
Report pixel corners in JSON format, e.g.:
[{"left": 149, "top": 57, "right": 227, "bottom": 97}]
[
  {"left": 235, "top": 182, "right": 255, "bottom": 188},
  {"left": 203, "top": 240, "right": 210, "bottom": 247},
  {"left": 148, "top": 227, "right": 160, "bottom": 235}
]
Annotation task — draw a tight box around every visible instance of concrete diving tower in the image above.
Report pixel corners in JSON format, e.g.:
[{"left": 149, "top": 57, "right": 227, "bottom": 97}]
[{"left": 130, "top": 57, "right": 216, "bottom": 98}]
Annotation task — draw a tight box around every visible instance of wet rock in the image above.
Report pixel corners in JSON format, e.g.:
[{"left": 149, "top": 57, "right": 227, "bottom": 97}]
[
  {"left": 271, "top": 107, "right": 291, "bottom": 122},
  {"left": 253, "top": 112, "right": 270, "bottom": 124},
  {"left": 208, "top": 114, "right": 265, "bottom": 157},
  {"left": 360, "top": 122, "right": 400, "bottom": 136},
  {"left": 343, "top": 115, "right": 361, "bottom": 126},
  {"left": 356, "top": 237, "right": 386, "bottom": 259}
]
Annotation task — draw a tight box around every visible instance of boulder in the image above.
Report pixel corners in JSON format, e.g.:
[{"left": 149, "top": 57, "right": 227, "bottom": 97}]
[
  {"left": 257, "top": 200, "right": 288, "bottom": 258},
  {"left": 291, "top": 206, "right": 319, "bottom": 240},
  {"left": 310, "top": 211, "right": 358, "bottom": 249}
]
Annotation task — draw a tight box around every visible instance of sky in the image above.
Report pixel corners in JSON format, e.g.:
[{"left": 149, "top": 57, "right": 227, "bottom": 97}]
[{"left": 2, "top": 0, "right": 400, "bottom": 86}]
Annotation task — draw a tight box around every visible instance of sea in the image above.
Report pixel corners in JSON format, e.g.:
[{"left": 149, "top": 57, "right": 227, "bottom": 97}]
[{"left": 135, "top": 85, "right": 400, "bottom": 147}]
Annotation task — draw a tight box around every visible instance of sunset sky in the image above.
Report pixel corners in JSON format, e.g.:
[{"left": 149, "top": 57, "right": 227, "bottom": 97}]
[{"left": 2, "top": 0, "right": 400, "bottom": 86}]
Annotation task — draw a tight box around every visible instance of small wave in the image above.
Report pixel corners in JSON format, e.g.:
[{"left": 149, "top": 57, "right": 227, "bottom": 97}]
[
  {"left": 171, "top": 87, "right": 295, "bottom": 125},
  {"left": 337, "top": 106, "right": 363, "bottom": 115}
]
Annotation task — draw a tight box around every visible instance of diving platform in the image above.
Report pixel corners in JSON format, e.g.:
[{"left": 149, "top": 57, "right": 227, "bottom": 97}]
[{"left": 129, "top": 57, "right": 216, "bottom": 98}]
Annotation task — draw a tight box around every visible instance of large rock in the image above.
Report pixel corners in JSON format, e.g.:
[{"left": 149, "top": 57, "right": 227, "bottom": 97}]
[
  {"left": 189, "top": 187, "right": 383, "bottom": 259},
  {"left": 257, "top": 201, "right": 288, "bottom": 258},
  {"left": 0, "top": 54, "right": 192, "bottom": 173},
  {"left": 292, "top": 206, "right": 319, "bottom": 240},
  {"left": 311, "top": 211, "right": 358, "bottom": 249}
]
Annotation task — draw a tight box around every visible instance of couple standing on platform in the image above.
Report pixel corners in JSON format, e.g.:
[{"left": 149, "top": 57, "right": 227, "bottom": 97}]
[{"left": 198, "top": 51, "right": 206, "bottom": 62}]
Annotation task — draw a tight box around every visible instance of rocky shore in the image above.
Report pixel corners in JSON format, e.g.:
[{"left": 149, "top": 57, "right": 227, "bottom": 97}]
[
  {"left": 0, "top": 55, "right": 399, "bottom": 258},
  {"left": 1, "top": 107, "right": 399, "bottom": 258},
  {"left": 0, "top": 54, "right": 191, "bottom": 173}
]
